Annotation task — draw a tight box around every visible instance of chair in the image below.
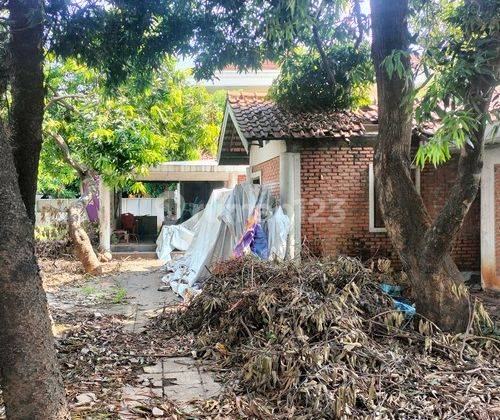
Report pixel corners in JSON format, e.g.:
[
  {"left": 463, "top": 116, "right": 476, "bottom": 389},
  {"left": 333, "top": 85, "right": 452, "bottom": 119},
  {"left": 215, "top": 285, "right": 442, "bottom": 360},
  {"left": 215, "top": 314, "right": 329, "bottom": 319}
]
[{"left": 120, "top": 213, "right": 139, "bottom": 243}]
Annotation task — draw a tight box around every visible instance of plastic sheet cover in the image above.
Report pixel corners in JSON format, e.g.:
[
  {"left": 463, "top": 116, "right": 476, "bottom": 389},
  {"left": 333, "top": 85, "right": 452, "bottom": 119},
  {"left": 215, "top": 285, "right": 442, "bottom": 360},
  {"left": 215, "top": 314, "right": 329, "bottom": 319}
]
[
  {"left": 160, "top": 183, "right": 290, "bottom": 298},
  {"left": 156, "top": 210, "right": 203, "bottom": 261}
]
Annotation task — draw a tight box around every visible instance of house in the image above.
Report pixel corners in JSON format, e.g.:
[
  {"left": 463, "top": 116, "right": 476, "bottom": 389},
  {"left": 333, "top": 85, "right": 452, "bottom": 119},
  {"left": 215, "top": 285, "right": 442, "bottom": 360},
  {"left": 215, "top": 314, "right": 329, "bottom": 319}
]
[
  {"left": 217, "top": 92, "right": 500, "bottom": 291},
  {"left": 97, "top": 65, "right": 279, "bottom": 257}
]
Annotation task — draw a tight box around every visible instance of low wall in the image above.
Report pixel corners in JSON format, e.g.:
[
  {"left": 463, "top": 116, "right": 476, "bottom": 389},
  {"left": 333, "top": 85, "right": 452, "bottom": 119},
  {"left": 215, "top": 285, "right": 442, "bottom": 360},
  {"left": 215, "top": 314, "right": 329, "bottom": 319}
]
[{"left": 35, "top": 198, "right": 81, "bottom": 226}]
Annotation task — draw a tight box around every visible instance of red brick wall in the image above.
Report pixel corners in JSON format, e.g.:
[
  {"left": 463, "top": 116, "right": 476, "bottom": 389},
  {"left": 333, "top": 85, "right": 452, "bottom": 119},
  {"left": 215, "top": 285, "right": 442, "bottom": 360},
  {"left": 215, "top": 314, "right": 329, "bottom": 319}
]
[
  {"left": 300, "top": 146, "right": 480, "bottom": 271},
  {"left": 301, "top": 146, "right": 396, "bottom": 262},
  {"left": 251, "top": 157, "right": 280, "bottom": 197},
  {"left": 420, "top": 160, "right": 480, "bottom": 272},
  {"left": 495, "top": 165, "right": 500, "bottom": 276}
]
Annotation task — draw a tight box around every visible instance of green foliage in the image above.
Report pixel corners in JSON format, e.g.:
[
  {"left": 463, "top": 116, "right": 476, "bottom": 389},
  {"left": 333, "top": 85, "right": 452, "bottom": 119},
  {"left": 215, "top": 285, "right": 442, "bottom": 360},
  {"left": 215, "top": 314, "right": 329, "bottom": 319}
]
[
  {"left": 381, "top": 50, "right": 412, "bottom": 85},
  {"left": 39, "top": 57, "right": 222, "bottom": 197},
  {"left": 47, "top": 1, "right": 268, "bottom": 85},
  {"left": 47, "top": 1, "right": 366, "bottom": 86},
  {"left": 263, "top": 0, "right": 355, "bottom": 53},
  {"left": 269, "top": 45, "right": 373, "bottom": 110},
  {"left": 416, "top": 111, "right": 479, "bottom": 166},
  {"left": 412, "top": 0, "right": 499, "bottom": 166},
  {"left": 112, "top": 287, "right": 127, "bottom": 304},
  {"left": 121, "top": 181, "right": 170, "bottom": 198},
  {"left": 34, "top": 225, "right": 68, "bottom": 242}
]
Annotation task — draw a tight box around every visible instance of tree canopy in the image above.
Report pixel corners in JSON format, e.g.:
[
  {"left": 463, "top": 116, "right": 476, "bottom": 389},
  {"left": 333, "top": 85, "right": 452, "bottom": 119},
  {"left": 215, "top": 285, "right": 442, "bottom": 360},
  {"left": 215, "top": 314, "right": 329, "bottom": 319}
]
[
  {"left": 269, "top": 45, "right": 373, "bottom": 110},
  {"left": 40, "top": 57, "right": 223, "bottom": 197}
]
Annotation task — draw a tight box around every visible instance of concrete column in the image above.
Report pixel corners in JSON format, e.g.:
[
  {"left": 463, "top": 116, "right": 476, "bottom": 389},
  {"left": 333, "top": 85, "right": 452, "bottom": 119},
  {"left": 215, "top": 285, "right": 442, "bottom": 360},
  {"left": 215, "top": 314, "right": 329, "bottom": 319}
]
[
  {"left": 280, "top": 152, "right": 301, "bottom": 259},
  {"left": 228, "top": 173, "right": 239, "bottom": 189},
  {"left": 175, "top": 182, "right": 182, "bottom": 218},
  {"left": 99, "top": 181, "right": 111, "bottom": 252},
  {"left": 481, "top": 146, "right": 500, "bottom": 291}
]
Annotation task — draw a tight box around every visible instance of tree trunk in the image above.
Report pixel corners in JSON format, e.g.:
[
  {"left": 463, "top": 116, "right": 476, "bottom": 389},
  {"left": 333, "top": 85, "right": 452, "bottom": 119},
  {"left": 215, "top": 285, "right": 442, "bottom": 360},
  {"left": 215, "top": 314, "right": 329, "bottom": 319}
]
[
  {"left": 8, "top": 0, "right": 46, "bottom": 224},
  {"left": 67, "top": 197, "right": 102, "bottom": 275},
  {"left": 370, "top": 0, "right": 470, "bottom": 332},
  {"left": 0, "top": 126, "right": 70, "bottom": 419},
  {"left": 49, "top": 131, "right": 103, "bottom": 274}
]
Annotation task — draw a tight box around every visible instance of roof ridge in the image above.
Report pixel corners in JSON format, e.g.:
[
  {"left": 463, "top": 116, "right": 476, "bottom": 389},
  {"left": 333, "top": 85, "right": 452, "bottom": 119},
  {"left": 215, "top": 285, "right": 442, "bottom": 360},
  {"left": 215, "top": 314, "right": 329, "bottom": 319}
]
[{"left": 227, "top": 91, "right": 269, "bottom": 100}]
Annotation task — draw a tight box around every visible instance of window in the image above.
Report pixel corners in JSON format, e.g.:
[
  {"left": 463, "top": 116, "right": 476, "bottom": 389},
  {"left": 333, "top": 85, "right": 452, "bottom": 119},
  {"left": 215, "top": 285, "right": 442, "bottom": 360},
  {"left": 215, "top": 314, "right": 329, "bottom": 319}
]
[
  {"left": 369, "top": 163, "right": 420, "bottom": 232},
  {"left": 251, "top": 170, "right": 262, "bottom": 185}
]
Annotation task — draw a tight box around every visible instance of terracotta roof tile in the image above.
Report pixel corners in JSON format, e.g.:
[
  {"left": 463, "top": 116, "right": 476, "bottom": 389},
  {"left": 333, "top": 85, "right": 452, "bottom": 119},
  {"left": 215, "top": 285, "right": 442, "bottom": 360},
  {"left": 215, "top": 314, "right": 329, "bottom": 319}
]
[
  {"left": 227, "top": 89, "right": 499, "bottom": 142},
  {"left": 227, "top": 92, "right": 376, "bottom": 141}
]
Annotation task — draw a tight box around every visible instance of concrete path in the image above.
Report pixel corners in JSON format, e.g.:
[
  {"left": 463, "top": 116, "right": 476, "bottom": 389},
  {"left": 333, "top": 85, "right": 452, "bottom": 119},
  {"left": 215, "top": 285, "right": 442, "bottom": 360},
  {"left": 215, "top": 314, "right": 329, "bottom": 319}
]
[
  {"left": 48, "top": 259, "right": 179, "bottom": 332},
  {"left": 46, "top": 258, "right": 222, "bottom": 414},
  {"left": 89, "top": 260, "right": 177, "bottom": 332}
]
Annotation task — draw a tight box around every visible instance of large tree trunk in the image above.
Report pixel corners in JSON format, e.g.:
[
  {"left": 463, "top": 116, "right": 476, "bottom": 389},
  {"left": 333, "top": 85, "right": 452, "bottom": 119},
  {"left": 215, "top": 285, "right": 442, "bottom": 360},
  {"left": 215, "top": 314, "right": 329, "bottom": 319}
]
[
  {"left": 8, "top": 0, "right": 46, "bottom": 224},
  {"left": 370, "top": 0, "right": 470, "bottom": 332},
  {"left": 0, "top": 126, "right": 69, "bottom": 419}
]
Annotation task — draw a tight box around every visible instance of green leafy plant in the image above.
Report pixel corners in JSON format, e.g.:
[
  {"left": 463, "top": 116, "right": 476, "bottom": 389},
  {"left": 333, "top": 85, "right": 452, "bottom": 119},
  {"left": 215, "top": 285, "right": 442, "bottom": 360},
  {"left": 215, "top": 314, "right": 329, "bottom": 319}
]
[
  {"left": 269, "top": 45, "right": 373, "bottom": 110},
  {"left": 112, "top": 287, "right": 127, "bottom": 304},
  {"left": 40, "top": 57, "right": 223, "bottom": 196}
]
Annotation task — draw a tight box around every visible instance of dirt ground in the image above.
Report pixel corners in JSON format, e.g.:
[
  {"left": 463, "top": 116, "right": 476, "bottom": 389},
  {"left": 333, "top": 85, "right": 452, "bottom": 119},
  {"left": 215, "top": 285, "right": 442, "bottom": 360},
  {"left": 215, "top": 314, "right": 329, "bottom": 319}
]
[
  {"left": 0, "top": 257, "right": 498, "bottom": 419},
  {"left": 41, "top": 257, "right": 221, "bottom": 419}
]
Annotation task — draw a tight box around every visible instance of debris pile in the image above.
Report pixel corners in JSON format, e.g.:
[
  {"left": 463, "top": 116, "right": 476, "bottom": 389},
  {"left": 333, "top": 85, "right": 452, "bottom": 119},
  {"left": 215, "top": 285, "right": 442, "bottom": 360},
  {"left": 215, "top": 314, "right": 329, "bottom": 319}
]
[
  {"left": 36, "top": 238, "right": 73, "bottom": 259},
  {"left": 159, "top": 256, "right": 499, "bottom": 418}
]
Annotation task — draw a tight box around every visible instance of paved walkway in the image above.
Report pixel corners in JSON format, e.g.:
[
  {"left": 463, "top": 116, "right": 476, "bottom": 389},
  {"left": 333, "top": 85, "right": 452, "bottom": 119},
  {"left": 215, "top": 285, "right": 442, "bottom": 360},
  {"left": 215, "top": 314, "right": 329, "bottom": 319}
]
[{"left": 46, "top": 258, "right": 222, "bottom": 414}]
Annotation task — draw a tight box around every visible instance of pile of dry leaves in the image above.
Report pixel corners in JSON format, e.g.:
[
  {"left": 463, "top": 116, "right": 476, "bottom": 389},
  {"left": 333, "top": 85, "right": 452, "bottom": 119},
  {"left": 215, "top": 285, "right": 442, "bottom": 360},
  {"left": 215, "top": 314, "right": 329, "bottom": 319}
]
[{"left": 158, "top": 256, "right": 499, "bottom": 418}]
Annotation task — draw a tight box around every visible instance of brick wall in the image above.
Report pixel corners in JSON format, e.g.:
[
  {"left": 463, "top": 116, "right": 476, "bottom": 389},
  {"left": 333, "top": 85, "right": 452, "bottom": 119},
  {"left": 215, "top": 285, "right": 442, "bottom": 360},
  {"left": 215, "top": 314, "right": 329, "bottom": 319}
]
[
  {"left": 251, "top": 157, "right": 280, "bottom": 198},
  {"left": 420, "top": 160, "right": 480, "bottom": 271},
  {"left": 300, "top": 145, "right": 480, "bottom": 271},
  {"left": 300, "top": 146, "right": 396, "bottom": 262}
]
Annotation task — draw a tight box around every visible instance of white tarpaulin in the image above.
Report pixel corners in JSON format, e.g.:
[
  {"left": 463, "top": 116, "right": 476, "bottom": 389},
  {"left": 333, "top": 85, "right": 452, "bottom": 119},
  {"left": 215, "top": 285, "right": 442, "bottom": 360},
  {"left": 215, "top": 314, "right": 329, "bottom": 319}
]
[
  {"left": 156, "top": 210, "right": 203, "bottom": 261},
  {"left": 160, "top": 183, "right": 290, "bottom": 298},
  {"left": 266, "top": 206, "right": 291, "bottom": 260}
]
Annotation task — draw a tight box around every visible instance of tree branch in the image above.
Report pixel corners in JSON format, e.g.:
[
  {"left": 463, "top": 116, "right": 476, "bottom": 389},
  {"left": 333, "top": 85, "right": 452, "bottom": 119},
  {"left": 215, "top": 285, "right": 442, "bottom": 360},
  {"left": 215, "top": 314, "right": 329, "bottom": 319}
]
[
  {"left": 312, "top": 0, "right": 337, "bottom": 86},
  {"left": 45, "top": 94, "right": 84, "bottom": 110},
  {"left": 48, "top": 131, "right": 89, "bottom": 179},
  {"left": 352, "top": 0, "right": 364, "bottom": 49}
]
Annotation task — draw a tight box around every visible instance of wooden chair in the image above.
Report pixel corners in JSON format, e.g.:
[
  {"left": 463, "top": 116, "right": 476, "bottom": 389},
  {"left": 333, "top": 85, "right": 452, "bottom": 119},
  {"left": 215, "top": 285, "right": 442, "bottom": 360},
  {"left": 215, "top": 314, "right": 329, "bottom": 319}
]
[{"left": 120, "top": 213, "right": 139, "bottom": 243}]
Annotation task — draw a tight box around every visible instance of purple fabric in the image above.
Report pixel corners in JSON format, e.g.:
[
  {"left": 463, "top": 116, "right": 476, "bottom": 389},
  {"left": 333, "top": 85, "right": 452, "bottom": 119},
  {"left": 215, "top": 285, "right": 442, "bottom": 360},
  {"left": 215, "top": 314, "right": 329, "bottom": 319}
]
[
  {"left": 84, "top": 176, "right": 100, "bottom": 222},
  {"left": 233, "top": 227, "right": 256, "bottom": 258}
]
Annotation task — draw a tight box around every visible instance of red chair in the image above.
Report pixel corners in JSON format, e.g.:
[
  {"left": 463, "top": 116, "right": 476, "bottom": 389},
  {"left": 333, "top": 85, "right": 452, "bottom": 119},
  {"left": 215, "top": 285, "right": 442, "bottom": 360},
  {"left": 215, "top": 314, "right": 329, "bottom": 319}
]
[{"left": 120, "top": 213, "right": 139, "bottom": 243}]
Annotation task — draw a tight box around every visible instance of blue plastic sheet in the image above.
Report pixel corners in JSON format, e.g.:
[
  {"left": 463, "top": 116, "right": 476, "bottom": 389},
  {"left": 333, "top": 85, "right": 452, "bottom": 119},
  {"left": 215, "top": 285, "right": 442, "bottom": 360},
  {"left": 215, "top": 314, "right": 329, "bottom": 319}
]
[
  {"left": 380, "top": 283, "right": 416, "bottom": 317},
  {"left": 250, "top": 223, "right": 269, "bottom": 259}
]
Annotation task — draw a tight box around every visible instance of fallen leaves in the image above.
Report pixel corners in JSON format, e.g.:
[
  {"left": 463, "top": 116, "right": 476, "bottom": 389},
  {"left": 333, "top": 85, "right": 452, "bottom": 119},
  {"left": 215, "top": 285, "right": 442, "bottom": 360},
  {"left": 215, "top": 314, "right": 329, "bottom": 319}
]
[{"left": 156, "top": 256, "right": 500, "bottom": 418}]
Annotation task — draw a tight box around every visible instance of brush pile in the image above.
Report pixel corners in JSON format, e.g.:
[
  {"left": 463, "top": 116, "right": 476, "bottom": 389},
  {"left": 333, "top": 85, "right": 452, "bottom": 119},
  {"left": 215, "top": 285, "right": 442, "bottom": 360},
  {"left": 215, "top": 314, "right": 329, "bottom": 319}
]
[{"left": 159, "top": 256, "right": 499, "bottom": 418}]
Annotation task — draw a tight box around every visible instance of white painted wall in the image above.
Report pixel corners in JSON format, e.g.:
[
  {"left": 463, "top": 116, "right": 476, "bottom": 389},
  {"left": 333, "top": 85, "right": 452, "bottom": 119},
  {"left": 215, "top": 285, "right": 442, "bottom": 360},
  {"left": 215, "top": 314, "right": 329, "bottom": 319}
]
[
  {"left": 121, "top": 198, "right": 165, "bottom": 229},
  {"left": 279, "top": 152, "right": 301, "bottom": 259},
  {"left": 481, "top": 145, "right": 500, "bottom": 291},
  {"left": 249, "top": 141, "right": 286, "bottom": 166}
]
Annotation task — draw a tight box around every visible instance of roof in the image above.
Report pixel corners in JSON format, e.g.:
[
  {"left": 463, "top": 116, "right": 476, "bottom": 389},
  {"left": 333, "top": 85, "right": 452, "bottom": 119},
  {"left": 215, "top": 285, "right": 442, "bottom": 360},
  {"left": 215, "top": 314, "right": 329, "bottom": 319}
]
[
  {"left": 226, "top": 89, "right": 500, "bottom": 141},
  {"left": 217, "top": 90, "right": 500, "bottom": 164},
  {"left": 227, "top": 92, "right": 377, "bottom": 141},
  {"left": 136, "top": 159, "right": 247, "bottom": 182}
]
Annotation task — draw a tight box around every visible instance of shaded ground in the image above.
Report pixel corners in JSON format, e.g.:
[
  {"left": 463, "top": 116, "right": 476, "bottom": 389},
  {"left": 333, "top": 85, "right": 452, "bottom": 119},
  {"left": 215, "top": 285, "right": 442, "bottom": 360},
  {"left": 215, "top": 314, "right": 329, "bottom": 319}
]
[
  {"left": 41, "top": 258, "right": 222, "bottom": 418},
  {"left": 1, "top": 257, "right": 498, "bottom": 418}
]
